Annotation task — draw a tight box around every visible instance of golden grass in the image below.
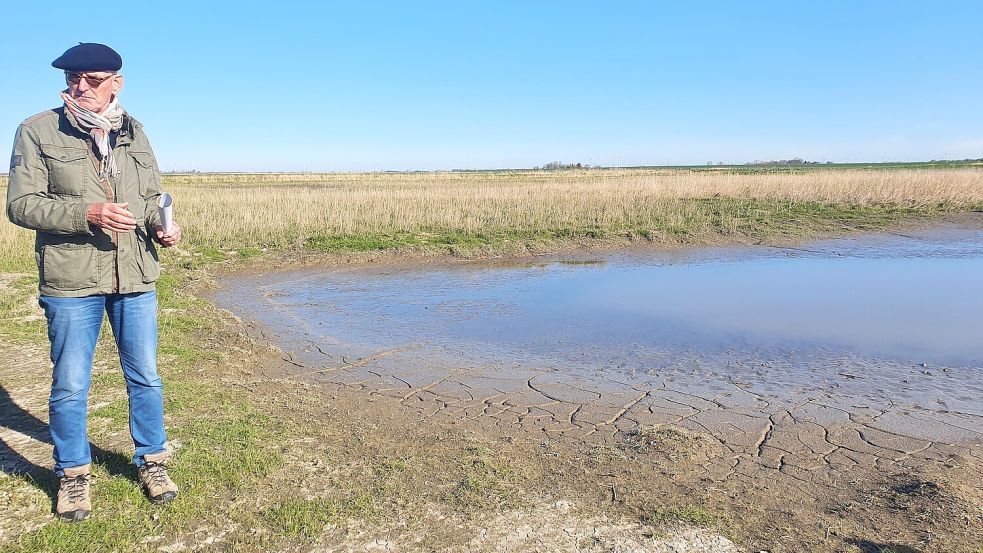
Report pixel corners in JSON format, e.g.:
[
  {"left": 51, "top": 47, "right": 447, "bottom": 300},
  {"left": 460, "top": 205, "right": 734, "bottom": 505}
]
[
  {"left": 165, "top": 168, "right": 983, "bottom": 247},
  {"left": 2, "top": 168, "right": 981, "bottom": 268}
]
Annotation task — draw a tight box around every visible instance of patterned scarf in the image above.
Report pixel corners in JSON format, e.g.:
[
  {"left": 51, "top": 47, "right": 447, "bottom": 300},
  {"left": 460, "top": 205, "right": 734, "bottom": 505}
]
[{"left": 60, "top": 91, "right": 125, "bottom": 179}]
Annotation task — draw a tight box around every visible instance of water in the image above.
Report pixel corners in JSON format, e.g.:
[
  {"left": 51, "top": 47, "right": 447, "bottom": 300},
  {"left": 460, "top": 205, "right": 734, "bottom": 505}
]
[
  {"left": 220, "top": 224, "right": 983, "bottom": 370},
  {"left": 216, "top": 221, "right": 983, "bottom": 446}
]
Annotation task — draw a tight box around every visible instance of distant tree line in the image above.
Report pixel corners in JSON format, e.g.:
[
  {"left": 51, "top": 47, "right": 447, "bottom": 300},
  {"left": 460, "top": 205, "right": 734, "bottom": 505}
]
[
  {"left": 745, "top": 158, "right": 825, "bottom": 166},
  {"left": 535, "top": 161, "right": 594, "bottom": 170}
]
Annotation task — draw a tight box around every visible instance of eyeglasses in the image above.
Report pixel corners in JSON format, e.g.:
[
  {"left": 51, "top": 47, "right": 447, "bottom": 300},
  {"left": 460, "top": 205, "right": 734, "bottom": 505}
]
[{"left": 65, "top": 71, "right": 117, "bottom": 87}]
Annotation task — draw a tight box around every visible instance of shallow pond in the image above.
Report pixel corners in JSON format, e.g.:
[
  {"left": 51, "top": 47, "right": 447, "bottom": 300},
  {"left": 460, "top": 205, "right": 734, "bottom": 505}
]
[
  {"left": 222, "top": 223, "right": 983, "bottom": 370},
  {"left": 217, "top": 221, "right": 983, "bottom": 449}
]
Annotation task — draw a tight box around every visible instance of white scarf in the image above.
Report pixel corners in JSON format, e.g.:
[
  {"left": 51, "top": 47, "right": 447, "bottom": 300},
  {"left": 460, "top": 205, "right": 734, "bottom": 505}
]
[{"left": 60, "top": 91, "right": 125, "bottom": 179}]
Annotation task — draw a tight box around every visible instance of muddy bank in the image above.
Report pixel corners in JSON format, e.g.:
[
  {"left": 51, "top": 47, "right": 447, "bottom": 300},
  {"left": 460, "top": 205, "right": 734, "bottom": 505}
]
[
  {"left": 217, "top": 222, "right": 983, "bottom": 441},
  {"left": 214, "top": 219, "right": 983, "bottom": 550}
]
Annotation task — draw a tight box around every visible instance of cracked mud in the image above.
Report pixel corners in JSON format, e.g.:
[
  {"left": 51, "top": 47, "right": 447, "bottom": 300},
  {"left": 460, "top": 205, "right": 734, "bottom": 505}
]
[{"left": 218, "top": 224, "right": 983, "bottom": 521}]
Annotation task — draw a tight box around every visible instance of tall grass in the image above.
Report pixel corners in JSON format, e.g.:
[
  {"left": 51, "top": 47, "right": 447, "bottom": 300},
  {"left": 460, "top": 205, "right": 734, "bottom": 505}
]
[
  {"left": 2, "top": 168, "right": 981, "bottom": 267},
  {"left": 162, "top": 168, "right": 983, "bottom": 251}
]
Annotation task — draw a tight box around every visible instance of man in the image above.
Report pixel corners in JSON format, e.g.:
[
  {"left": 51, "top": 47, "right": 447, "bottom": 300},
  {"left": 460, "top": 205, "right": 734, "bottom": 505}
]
[{"left": 6, "top": 43, "right": 182, "bottom": 522}]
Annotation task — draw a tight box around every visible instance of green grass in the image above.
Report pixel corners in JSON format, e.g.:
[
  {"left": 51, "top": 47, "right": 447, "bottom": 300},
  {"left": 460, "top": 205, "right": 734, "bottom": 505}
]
[
  {"left": 449, "top": 445, "right": 515, "bottom": 508},
  {"left": 1, "top": 259, "right": 291, "bottom": 552},
  {"left": 643, "top": 505, "right": 725, "bottom": 527},
  {"left": 0, "top": 246, "right": 35, "bottom": 273},
  {"left": 7, "top": 395, "right": 285, "bottom": 553},
  {"left": 264, "top": 492, "right": 376, "bottom": 541},
  {"left": 236, "top": 246, "right": 265, "bottom": 259},
  {"left": 296, "top": 198, "right": 937, "bottom": 257},
  {"left": 265, "top": 497, "right": 345, "bottom": 539},
  {"left": 0, "top": 273, "right": 46, "bottom": 341},
  {"left": 91, "top": 399, "right": 129, "bottom": 425},
  {"left": 643, "top": 159, "right": 983, "bottom": 173},
  {"left": 10, "top": 461, "right": 167, "bottom": 553},
  {"left": 173, "top": 414, "right": 283, "bottom": 491}
]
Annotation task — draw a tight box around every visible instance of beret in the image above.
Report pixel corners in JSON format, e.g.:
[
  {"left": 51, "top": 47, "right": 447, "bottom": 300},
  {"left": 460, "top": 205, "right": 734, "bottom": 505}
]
[{"left": 51, "top": 43, "right": 122, "bottom": 72}]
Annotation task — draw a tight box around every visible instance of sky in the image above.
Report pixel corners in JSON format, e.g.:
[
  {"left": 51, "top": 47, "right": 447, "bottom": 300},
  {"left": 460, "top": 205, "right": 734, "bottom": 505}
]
[{"left": 2, "top": 1, "right": 981, "bottom": 172}]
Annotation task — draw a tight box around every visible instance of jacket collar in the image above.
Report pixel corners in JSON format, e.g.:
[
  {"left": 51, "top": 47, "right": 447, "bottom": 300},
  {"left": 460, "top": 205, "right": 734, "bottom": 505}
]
[{"left": 59, "top": 104, "right": 138, "bottom": 147}]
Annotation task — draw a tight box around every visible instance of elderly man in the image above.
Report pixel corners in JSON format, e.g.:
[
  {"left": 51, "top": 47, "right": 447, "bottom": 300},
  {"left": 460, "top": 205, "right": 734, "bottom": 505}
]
[{"left": 6, "top": 43, "right": 182, "bottom": 521}]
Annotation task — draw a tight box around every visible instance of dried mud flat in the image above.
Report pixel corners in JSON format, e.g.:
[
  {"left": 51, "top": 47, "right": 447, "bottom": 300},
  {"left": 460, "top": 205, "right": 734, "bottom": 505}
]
[
  {"left": 217, "top": 221, "right": 983, "bottom": 552},
  {"left": 2, "top": 322, "right": 981, "bottom": 552},
  {"left": 236, "top": 337, "right": 983, "bottom": 552}
]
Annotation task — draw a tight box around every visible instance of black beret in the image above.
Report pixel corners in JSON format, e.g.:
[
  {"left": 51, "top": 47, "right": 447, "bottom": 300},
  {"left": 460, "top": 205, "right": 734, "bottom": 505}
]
[{"left": 51, "top": 43, "right": 122, "bottom": 72}]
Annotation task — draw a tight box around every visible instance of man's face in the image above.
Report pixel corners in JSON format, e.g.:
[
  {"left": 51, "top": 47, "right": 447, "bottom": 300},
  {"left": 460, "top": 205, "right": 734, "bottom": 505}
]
[{"left": 65, "top": 71, "right": 124, "bottom": 112}]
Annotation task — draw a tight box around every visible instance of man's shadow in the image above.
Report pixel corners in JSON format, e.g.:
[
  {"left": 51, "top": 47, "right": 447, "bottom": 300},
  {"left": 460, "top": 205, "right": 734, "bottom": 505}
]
[
  {"left": 846, "top": 539, "right": 922, "bottom": 553},
  {"left": 0, "top": 384, "right": 138, "bottom": 507}
]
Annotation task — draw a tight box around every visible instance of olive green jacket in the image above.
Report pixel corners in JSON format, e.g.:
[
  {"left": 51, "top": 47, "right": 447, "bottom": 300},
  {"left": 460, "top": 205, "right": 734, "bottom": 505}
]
[{"left": 6, "top": 106, "right": 163, "bottom": 297}]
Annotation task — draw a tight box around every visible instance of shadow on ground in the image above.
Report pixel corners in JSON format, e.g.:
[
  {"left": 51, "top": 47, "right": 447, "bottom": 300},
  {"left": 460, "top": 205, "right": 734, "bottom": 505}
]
[
  {"left": 846, "top": 538, "right": 924, "bottom": 553},
  {"left": 0, "top": 384, "right": 139, "bottom": 508}
]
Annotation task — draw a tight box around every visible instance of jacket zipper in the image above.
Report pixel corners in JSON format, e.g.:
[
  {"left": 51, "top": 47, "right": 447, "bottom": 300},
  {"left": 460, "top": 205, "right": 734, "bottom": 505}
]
[{"left": 87, "top": 139, "right": 119, "bottom": 294}]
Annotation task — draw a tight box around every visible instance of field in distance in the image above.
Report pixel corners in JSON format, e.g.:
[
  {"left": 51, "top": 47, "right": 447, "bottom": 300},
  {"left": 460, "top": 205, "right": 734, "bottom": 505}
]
[{"left": 2, "top": 166, "right": 982, "bottom": 269}]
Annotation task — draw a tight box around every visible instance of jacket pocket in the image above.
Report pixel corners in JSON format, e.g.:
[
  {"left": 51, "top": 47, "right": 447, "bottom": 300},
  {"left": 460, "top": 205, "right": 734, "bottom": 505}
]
[
  {"left": 135, "top": 239, "right": 161, "bottom": 283},
  {"left": 40, "top": 144, "right": 89, "bottom": 196},
  {"left": 41, "top": 243, "right": 99, "bottom": 291},
  {"left": 129, "top": 151, "right": 155, "bottom": 196}
]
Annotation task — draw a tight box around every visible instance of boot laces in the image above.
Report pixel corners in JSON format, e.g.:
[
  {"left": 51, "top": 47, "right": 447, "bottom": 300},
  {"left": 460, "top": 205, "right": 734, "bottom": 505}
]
[
  {"left": 142, "top": 461, "right": 169, "bottom": 488},
  {"left": 60, "top": 474, "right": 90, "bottom": 504}
]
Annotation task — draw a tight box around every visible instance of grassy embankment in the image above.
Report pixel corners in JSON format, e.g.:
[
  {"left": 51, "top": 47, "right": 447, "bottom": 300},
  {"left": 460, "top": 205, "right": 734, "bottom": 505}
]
[{"left": 1, "top": 167, "right": 982, "bottom": 551}]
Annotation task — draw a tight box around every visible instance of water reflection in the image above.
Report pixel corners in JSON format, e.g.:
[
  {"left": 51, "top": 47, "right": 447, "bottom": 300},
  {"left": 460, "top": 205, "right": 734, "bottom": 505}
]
[{"left": 225, "top": 225, "right": 983, "bottom": 369}]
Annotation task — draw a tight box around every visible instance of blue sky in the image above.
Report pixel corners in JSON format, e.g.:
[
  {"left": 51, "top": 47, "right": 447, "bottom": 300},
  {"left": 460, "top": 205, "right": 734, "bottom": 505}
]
[{"left": 3, "top": 1, "right": 981, "bottom": 171}]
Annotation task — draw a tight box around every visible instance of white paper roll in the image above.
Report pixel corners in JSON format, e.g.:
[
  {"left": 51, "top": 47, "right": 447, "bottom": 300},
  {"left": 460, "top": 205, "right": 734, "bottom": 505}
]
[{"left": 158, "top": 193, "right": 173, "bottom": 232}]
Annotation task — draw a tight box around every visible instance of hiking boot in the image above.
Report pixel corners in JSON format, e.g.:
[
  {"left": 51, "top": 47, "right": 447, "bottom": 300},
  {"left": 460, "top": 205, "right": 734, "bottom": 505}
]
[
  {"left": 138, "top": 451, "right": 178, "bottom": 504},
  {"left": 56, "top": 464, "right": 92, "bottom": 522}
]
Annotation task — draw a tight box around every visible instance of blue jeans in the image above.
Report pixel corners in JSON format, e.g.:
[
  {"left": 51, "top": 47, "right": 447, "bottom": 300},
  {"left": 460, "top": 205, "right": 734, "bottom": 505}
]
[{"left": 39, "top": 291, "right": 166, "bottom": 476}]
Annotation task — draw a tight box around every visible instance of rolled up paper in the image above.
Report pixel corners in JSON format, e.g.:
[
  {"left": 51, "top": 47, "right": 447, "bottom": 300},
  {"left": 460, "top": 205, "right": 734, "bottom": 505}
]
[{"left": 158, "top": 193, "right": 173, "bottom": 232}]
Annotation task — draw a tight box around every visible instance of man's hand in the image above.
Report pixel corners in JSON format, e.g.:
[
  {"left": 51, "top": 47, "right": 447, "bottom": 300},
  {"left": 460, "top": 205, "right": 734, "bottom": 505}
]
[
  {"left": 155, "top": 222, "right": 182, "bottom": 247},
  {"left": 86, "top": 202, "right": 137, "bottom": 232}
]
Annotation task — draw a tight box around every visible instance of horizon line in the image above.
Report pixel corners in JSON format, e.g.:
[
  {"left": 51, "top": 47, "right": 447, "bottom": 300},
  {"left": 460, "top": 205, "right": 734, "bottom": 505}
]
[{"left": 2, "top": 158, "right": 982, "bottom": 179}]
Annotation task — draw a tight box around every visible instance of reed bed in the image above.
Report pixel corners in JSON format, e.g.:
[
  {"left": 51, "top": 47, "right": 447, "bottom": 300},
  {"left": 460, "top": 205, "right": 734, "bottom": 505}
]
[
  {"left": 2, "top": 168, "right": 981, "bottom": 269},
  {"left": 169, "top": 168, "right": 983, "bottom": 248}
]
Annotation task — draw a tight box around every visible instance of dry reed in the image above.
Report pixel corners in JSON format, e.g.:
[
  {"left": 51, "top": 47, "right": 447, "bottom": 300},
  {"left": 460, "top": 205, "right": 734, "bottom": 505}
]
[
  {"left": 170, "top": 168, "right": 983, "bottom": 247},
  {"left": 2, "top": 168, "right": 981, "bottom": 268}
]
